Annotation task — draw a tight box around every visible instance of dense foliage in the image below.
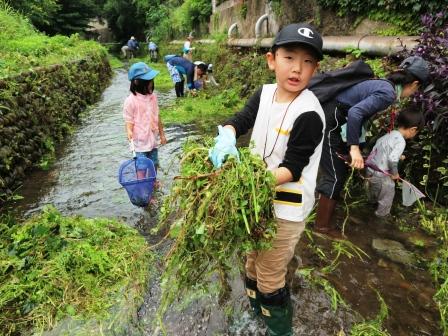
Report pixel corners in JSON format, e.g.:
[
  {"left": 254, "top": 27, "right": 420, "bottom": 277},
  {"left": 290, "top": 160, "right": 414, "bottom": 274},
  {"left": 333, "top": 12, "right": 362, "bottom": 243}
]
[
  {"left": 154, "top": 140, "right": 276, "bottom": 321},
  {"left": 4, "top": 0, "right": 102, "bottom": 35},
  {"left": 102, "top": 0, "right": 150, "bottom": 42},
  {"left": 100, "top": 0, "right": 211, "bottom": 42},
  {"left": 0, "top": 4, "right": 107, "bottom": 79},
  {"left": 388, "top": 12, "right": 448, "bottom": 204},
  {"left": 316, "top": 0, "right": 447, "bottom": 33},
  {"left": 3, "top": 0, "right": 59, "bottom": 29},
  {"left": 0, "top": 206, "right": 152, "bottom": 335}
]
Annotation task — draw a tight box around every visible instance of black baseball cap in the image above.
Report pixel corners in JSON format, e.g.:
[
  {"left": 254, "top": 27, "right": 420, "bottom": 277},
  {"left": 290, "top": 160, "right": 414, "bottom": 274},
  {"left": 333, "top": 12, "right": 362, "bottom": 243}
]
[{"left": 272, "top": 23, "right": 323, "bottom": 60}]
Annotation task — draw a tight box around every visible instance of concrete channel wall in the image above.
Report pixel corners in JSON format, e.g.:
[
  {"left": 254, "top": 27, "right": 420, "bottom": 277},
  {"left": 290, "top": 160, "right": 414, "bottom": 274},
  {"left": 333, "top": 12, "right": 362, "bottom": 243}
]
[{"left": 0, "top": 54, "right": 112, "bottom": 200}]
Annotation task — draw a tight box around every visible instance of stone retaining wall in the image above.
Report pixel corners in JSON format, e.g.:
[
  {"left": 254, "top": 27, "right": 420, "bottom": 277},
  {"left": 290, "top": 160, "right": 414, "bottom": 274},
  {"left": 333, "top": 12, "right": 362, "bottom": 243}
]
[{"left": 0, "top": 54, "right": 112, "bottom": 201}]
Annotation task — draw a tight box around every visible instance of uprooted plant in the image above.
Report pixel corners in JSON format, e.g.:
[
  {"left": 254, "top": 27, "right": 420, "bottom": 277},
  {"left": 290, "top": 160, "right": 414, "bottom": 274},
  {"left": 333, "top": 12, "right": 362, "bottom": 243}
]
[{"left": 152, "top": 138, "right": 277, "bottom": 329}]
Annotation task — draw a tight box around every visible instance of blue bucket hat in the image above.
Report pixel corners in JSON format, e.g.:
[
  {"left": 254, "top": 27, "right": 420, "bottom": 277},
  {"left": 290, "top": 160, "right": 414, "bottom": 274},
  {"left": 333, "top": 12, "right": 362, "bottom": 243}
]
[{"left": 128, "top": 62, "right": 159, "bottom": 81}]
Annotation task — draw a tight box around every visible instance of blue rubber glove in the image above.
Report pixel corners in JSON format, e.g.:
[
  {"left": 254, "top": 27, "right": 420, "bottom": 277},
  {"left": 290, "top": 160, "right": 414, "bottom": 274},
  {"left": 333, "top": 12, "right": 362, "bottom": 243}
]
[{"left": 208, "top": 125, "right": 240, "bottom": 168}]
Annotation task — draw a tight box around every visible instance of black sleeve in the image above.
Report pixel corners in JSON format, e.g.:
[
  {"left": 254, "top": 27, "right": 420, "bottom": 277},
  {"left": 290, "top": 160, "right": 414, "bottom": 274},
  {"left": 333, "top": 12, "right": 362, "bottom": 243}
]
[
  {"left": 187, "top": 65, "right": 195, "bottom": 88},
  {"left": 224, "top": 88, "right": 262, "bottom": 138},
  {"left": 279, "top": 111, "right": 324, "bottom": 181}
]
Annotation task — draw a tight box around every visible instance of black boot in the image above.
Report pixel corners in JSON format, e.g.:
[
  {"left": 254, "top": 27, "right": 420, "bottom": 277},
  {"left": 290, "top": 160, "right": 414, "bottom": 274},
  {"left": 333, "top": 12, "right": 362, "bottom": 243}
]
[
  {"left": 175, "top": 82, "right": 183, "bottom": 97},
  {"left": 260, "top": 287, "right": 293, "bottom": 336},
  {"left": 245, "top": 276, "right": 261, "bottom": 316}
]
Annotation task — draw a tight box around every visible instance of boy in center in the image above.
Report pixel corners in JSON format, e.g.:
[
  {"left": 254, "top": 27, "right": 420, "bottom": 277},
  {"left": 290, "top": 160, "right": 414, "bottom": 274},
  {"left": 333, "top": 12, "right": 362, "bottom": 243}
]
[{"left": 209, "top": 23, "right": 325, "bottom": 335}]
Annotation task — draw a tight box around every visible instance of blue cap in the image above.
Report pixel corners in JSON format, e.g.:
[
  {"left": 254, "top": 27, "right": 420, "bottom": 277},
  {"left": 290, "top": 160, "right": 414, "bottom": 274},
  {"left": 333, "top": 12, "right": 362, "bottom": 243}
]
[{"left": 128, "top": 62, "right": 159, "bottom": 81}]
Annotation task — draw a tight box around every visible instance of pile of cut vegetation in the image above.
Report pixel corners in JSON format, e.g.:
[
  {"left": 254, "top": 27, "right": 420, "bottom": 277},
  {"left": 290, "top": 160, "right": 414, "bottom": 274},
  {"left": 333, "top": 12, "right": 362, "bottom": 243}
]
[
  {"left": 154, "top": 139, "right": 277, "bottom": 323},
  {"left": 0, "top": 3, "right": 106, "bottom": 79},
  {"left": 0, "top": 206, "right": 153, "bottom": 335}
]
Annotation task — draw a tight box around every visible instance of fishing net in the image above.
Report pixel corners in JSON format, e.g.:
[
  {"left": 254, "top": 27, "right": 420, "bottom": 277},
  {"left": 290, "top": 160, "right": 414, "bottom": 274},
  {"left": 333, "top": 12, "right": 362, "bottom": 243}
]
[
  {"left": 402, "top": 180, "right": 425, "bottom": 206},
  {"left": 356, "top": 152, "right": 425, "bottom": 206},
  {"left": 118, "top": 157, "right": 156, "bottom": 207}
]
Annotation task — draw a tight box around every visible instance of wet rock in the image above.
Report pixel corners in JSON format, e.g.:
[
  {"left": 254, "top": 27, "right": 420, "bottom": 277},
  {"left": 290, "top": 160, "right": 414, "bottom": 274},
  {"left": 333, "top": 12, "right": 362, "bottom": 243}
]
[
  {"left": 372, "top": 239, "right": 417, "bottom": 266},
  {"left": 377, "top": 258, "right": 389, "bottom": 268}
]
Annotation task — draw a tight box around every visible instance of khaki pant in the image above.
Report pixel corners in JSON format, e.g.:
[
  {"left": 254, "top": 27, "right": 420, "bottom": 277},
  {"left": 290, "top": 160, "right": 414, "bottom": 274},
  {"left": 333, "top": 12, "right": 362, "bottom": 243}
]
[{"left": 245, "top": 218, "right": 305, "bottom": 294}]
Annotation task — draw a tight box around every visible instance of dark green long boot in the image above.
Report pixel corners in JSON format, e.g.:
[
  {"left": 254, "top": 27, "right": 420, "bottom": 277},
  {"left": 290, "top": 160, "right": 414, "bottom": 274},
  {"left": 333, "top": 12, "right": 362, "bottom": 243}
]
[
  {"left": 245, "top": 276, "right": 262, "bottom": 316},
  {"left": 260, "top": 287, "right": 293, "bottom": 336}
]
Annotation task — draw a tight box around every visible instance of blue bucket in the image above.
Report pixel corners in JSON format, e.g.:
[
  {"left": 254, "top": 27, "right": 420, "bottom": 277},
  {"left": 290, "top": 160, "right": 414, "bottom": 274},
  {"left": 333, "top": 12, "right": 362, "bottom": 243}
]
[{"left": 118, "top": 157, "right": 156, "bottom": 207}]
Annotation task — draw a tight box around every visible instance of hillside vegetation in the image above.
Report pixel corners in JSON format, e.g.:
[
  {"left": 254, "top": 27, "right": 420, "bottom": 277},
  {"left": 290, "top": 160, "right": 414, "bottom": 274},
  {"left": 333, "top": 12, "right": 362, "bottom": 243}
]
[{"left": 0, "top": 2, "right": 106, "bottom": 79}]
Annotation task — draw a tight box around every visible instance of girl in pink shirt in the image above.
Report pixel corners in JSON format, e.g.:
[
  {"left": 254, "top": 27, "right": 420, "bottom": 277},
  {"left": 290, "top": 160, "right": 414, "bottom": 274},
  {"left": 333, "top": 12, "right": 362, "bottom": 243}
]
[{"left": 123, "top": 62, "right": 167, "bottom": 174}]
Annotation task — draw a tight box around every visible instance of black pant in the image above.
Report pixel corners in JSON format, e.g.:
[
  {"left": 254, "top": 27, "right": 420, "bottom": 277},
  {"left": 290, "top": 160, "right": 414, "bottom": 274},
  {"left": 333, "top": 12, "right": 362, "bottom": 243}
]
[
  {"left": 175, "top": 79, "right": 185, "bottom": 97},
  {"left": 316, "top": 101, "right": 350, "bottom": 200}
]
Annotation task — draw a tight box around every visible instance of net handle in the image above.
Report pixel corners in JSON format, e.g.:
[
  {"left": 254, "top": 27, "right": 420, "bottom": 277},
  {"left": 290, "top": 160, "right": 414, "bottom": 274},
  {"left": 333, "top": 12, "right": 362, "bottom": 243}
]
[{"left": 130, "top": 140, "right": 136, "bottom": 158}]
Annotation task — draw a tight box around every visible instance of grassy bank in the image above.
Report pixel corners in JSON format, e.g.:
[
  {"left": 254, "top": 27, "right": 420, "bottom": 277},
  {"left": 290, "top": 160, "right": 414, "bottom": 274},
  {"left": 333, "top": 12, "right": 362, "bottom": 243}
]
[
  {"left": 0, "top": 206, "right": 153, "bottom": 335},
  {"left": 0, "top": 3, "right": 107, "bottom": 79}
]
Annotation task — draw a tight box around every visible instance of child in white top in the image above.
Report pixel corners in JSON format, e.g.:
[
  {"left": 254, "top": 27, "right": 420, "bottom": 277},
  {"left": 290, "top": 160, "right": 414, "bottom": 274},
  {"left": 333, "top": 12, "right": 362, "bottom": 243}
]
[{"left": 367, "top": 108, "right": 424, "bottom": 217}]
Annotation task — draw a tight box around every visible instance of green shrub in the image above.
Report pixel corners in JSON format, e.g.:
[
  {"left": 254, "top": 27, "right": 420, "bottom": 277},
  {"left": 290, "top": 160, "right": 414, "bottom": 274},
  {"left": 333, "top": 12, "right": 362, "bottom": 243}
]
[{"left": 0, "top": 206, "right": 153, "bottom": 335}]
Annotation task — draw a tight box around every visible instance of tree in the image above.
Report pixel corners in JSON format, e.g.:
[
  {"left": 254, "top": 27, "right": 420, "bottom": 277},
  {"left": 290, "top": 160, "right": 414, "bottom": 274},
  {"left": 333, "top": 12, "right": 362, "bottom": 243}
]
[
  {"left": 6, "top": 0, "right": 100, "bottom": 36},
  {"left": 41, "top": 0, "right": 101, "bottom": 36},
  {"left": 5, "top": 0, "right": 60, "bottom": 28},
  {"left": 102, "top": 0, "right": 147, "bottom": 42}
]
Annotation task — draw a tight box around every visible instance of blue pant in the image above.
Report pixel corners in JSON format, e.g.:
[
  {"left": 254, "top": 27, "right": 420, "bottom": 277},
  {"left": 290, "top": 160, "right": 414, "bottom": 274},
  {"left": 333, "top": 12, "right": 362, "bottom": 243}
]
[{"left": 136, "top": 149, "right": 158, "bottom": 169}]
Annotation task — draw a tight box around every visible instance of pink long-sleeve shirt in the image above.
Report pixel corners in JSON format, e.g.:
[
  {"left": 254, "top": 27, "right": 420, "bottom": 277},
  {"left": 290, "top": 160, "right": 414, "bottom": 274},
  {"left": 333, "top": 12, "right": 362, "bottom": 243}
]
[{"left": 123, "top": 92, "right": 159, "bottom": 152}]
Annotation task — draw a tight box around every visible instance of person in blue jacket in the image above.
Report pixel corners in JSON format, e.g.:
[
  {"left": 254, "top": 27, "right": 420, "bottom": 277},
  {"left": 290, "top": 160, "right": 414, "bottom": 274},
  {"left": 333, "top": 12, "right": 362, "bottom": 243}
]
[
  {"left": 314, "top": 56, "right": 430, "bottom": 236},
  {"left": 148, "top": 40, "right": 158, "bottom": 62},
  {"left": 126, "top": 36, "right": 139, "bottom": 58},
  {"left": 166, "top": 56, "right": 207, "bottom": 97}
]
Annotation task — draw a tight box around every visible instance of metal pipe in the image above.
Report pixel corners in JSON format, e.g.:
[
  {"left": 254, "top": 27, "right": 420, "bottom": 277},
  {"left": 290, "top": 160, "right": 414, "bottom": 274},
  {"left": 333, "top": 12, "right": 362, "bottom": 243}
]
[
  {"left": 228, "top": 23, "right": 239, "bottom": 38},
  {"left": 227, "top": 35, "right": 419, "bottom": 56},
  {"left": 323, "top": 35, "right": 419, "bottom": 56},
  {"left": 255, "top": 14, "right": 269, "bottom": 38}
]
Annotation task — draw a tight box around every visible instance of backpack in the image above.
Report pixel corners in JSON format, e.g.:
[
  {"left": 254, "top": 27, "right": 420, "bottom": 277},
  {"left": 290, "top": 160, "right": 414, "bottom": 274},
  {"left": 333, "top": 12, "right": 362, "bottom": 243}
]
[{"left": 308, "top": 60, "right": 374, "bottom": 105}]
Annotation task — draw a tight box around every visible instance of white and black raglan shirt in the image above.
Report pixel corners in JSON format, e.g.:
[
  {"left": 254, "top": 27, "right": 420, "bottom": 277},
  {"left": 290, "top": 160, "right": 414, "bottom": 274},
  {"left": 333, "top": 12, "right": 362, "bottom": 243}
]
[{"left": 225, "top": 85, "right": 325, "bottom": 222}]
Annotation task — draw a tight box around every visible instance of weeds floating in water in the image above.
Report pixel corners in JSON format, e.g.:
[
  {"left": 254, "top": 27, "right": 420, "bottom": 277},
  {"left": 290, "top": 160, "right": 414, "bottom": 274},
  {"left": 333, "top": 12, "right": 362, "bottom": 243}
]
[
  {"left": 330, "top": 239, "right": 370, "bottom": 266},
  {"left": 0, "top": 206, "right": 152, "bottom": 335},
  {"left": 153, "top": 139, "right": 277, "bottom": 329},
  {"left": 296, "top": 267, "right": 348, "bottom": 312},
  {"left": 349, "top": 289, "right": 391, "bottom": 336}
]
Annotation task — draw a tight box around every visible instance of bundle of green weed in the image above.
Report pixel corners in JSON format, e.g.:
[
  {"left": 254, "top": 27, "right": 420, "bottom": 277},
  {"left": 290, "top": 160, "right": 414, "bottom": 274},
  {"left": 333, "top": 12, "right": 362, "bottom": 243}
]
[
  {"left": 155, "top": 138, "right": 276, "bottom": 319},
  {"left": 0, "top": 206, "right": 152, "bottom": 335},
  {"left": 0, "top": 4, "right": 107, "bottom": 79},
  {"left": 349, "top": 291, "right": 391, "bottom": 336}
]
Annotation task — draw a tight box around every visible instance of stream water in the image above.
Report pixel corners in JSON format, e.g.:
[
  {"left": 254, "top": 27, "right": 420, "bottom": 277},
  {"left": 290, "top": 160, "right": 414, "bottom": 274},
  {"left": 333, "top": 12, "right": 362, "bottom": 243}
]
[{"left": 5, "top": 69, "right": 442, "bottom": 336}]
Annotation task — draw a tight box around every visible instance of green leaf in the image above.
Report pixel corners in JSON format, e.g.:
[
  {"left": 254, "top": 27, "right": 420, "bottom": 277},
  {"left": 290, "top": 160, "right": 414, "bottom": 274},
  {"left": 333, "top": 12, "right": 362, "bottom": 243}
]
[
  {"left": 65, "top": 304, "right": 76, "bottom": 316},
  {"left": 195, "top": 223, "right": 205, "bottom": 235}
]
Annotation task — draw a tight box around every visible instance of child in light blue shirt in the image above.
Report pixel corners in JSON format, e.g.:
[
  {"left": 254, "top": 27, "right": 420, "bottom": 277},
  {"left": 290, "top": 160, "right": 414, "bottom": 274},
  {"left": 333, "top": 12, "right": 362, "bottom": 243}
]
[{"left": 367, "top": 108, "right": 424, "bottom": 217}]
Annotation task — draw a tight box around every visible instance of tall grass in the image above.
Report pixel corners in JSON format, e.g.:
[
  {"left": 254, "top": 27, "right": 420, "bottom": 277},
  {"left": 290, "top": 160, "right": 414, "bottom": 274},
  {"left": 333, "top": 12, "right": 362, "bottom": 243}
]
[
  {"left": 0, "top": 1, "right": 36, "bottom": 40},
  {"left": 0, "top": 2, "right": 107, "bottom": 79}
]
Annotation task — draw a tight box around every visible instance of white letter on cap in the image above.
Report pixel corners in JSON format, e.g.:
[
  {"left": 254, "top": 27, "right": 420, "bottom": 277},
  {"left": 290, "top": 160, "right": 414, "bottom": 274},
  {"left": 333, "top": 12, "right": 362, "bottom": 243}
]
[{"left": 298, "top": 28, "right": 314, "bottom": 39}]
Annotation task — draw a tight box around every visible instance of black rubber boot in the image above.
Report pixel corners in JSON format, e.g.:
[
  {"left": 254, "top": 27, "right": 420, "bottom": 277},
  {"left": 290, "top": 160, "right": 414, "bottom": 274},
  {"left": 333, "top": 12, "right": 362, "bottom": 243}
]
[
  {"left": 260, "top": 287, "right": 293, "bottom": 336},
  {"left": 175, "top": 82, "right": 183, "bottom": 97},
  {"left": 245, "top": 276, "right": 261, "bottom": 316}
]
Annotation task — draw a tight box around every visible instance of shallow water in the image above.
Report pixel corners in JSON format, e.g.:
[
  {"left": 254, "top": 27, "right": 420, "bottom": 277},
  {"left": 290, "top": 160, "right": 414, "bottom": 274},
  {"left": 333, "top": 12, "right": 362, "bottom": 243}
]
[{"left": 5, "top": 69, "right": 442, "bottom": 336}]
